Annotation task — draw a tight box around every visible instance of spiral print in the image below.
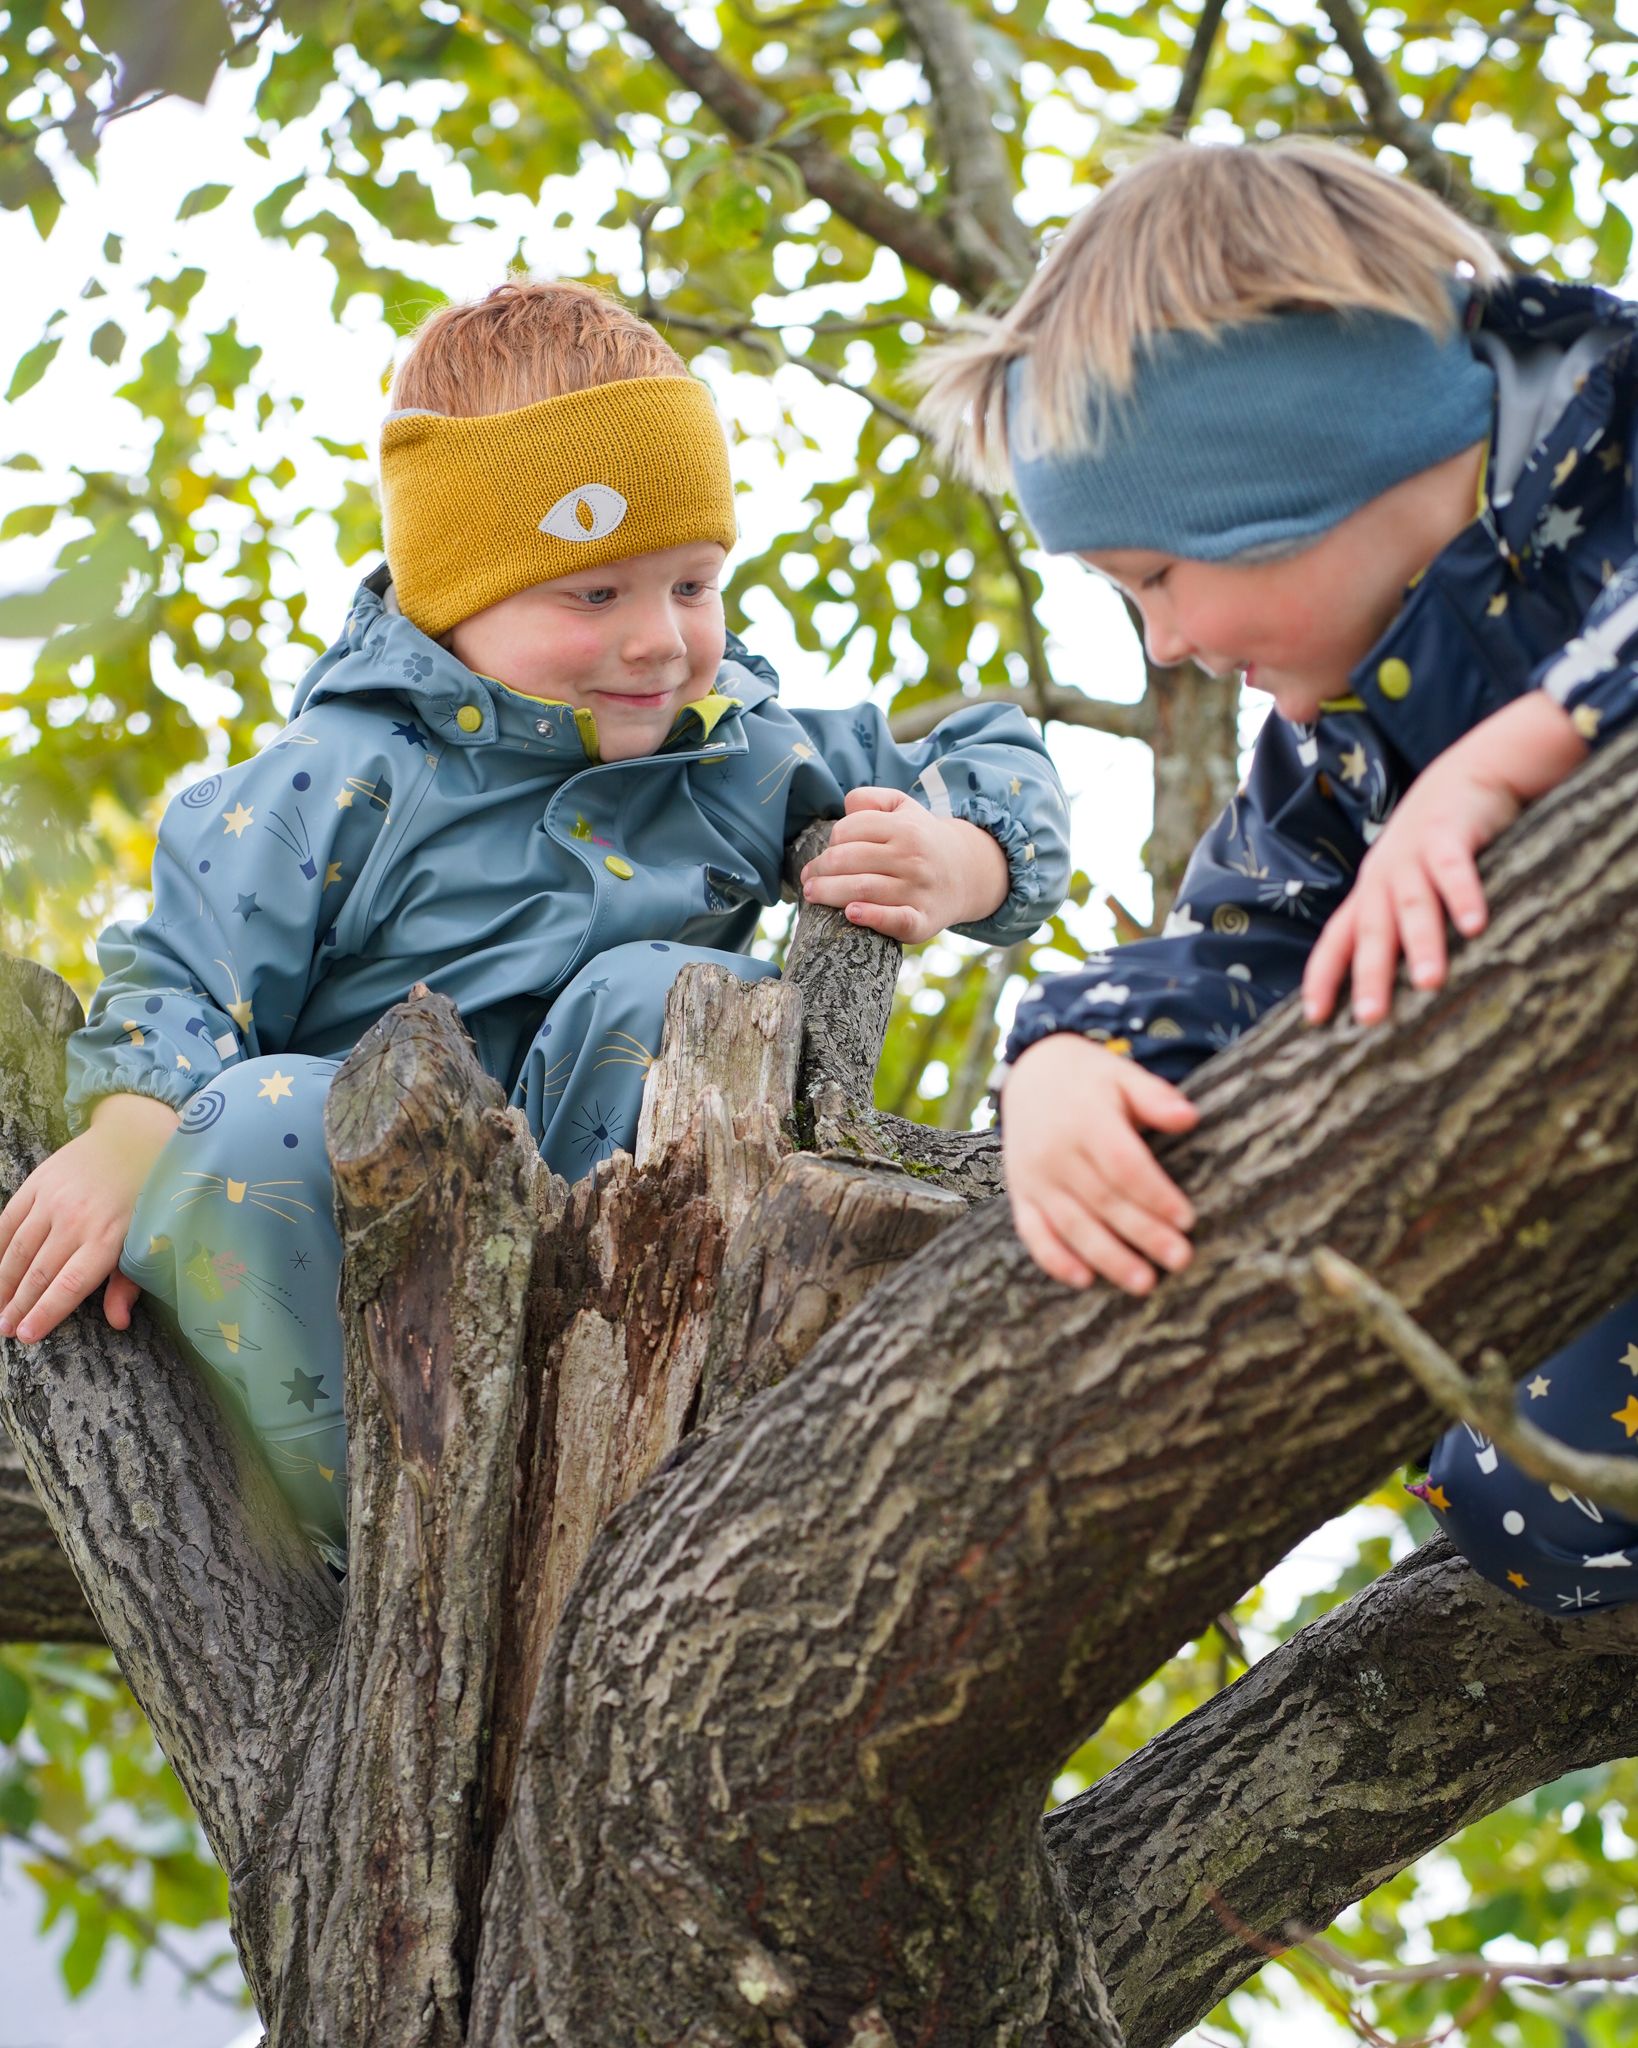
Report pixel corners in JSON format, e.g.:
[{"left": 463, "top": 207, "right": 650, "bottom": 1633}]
[
  {"left": 179, "top": 1089, "right": 226, "bottom": 1134},
  {"left": 1212, "top": 903, "right": 1251, "bottom": 936},
  {"left": 180, "top": 776, "right": 223, "bottom": 811}
]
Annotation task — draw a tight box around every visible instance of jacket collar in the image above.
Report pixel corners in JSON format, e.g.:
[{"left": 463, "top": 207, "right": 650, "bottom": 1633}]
[
  {"left": 289, "top": 567, "right": 778, "bottom": 762},
  {"left": 1329, "top": 277, "right": 1637, "bottom": 769}
]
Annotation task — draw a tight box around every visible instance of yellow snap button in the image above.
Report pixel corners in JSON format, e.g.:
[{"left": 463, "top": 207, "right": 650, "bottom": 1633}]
[
  {"left": 456, "top": 705, "right": 483, "bottom": 733},
  {"left": 1376, "top": 658, "right": 1412, "bottom": 700},
  {"left": 603, "top": 855, "right": 635, "bottom": 879}
]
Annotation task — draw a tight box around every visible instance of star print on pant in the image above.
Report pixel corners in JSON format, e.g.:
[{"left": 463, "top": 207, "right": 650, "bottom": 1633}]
[
  {"left": 512, "top": 940, "right": 779, "bottom": 1182},
  {"left": 120, "top": 1052, "right": 349, "bottom": 1570},
  {"left": 117, "top": 944, "right": 781, "bottom": 1571},
  {"left": 1417, "top": 1291, "right": 1638, "bottom": 1616}
]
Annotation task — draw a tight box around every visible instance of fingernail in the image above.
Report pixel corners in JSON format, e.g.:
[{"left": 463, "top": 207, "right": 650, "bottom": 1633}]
[
  {"left": 0, "top": 1317, "right": 13, "bottom": 1338},
  {"left": 1303, "top": 1001, "right": 1321, "bottom": 1024},
  {"left": 1164, "top": 1243, "right": 1191, "bottom": 1271},
  {"left": 1411, "top": 961, "right": 1438, "bottom": 988}
]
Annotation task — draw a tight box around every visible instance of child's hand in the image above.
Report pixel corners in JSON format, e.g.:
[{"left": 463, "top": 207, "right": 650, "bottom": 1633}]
[
  {"left": 0, "top": 1094, "right": 179, "bottom": 1345},
  {"left": 1002, "top": 1034, "right": 1199, "bottom": 1292},
  {"left": 1303, "top": 694, "right": 1589, "bottom": 1027},
  {"left": 800, "top": 786, "right": 1009, "bottom": 942}
]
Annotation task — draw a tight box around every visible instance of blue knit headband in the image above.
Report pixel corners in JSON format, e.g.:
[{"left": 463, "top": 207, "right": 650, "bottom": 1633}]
[{"left": 1006, "top": 301, "right": 1496, "bottom": 561}]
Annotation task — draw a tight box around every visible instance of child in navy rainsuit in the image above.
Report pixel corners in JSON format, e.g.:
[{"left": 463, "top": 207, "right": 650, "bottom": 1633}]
[
  {"left": 918, "top": 139, "right": 1638, "bottom": 1618},
  {"left": 0, "top": 281, "right": 1071, "bottom": 1565}
]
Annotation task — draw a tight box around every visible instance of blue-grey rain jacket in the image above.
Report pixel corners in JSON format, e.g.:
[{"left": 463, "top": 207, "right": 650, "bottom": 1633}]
[
  {"left": 66, "top": 570, "right": 1072, "bottom": 1127},
  {"left": 1008, "top": 276, "right": 1638, "bottom": 1078}
]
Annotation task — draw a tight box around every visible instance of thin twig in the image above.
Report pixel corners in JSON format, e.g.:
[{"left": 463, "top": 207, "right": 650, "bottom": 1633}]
[
  {"left": 1166, "top": 0, "right": 1230, "bottom": 136},
  {"left": 469, "top": 7, "right": 622, "bottom": 148},
  {"left": 603, "top": 0, "right": 987, "bottom": 296},
  {"left": 895, "top": 0, "right": 1036, "bottom": 288},
  {"left": 1311, "top": 1246, "right": 1638, "bottom": 1518},
  {"left": 1315, "top": 0, "right": 1505, "bottom": 238},
  {"left": 1299, "top": 1928, "right": 1638, "bottom": 1989},
  {"left": 8, "top": 1826, "right": 245, "bottom": 2009},
  {"left": 889, "top": 679, "right": 1150, "bottom": 745},
  {"left": 1425, "top": 0, "right": 1541, "bottom": 128}
]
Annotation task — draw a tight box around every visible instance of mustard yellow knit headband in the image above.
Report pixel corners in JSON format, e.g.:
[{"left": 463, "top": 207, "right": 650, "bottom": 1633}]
[{"left": 379, "top": 375, "right": 738, "bottom": 638}]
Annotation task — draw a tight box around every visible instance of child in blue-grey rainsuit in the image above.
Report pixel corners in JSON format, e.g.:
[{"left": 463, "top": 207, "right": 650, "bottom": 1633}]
[
  {"left": 0, "top": 280, "right": 1070, "bottom": 1566},
  {"left": 918, "top": 138, "right": 1638, "bottom": 1619}
]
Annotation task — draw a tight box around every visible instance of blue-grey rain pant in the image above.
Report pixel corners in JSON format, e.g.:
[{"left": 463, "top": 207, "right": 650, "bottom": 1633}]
[
  {"left": 118, "top": 941, "right": 777, "bottom": 1566},
  {"left": 1415, "top": 1292, "right": 1638, "bottom": 1617}
]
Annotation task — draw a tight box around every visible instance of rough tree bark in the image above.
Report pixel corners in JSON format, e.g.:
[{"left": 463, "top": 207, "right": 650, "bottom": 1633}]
[{"left": 4, "top": 737, "right": 1638, "bottom": 2046}]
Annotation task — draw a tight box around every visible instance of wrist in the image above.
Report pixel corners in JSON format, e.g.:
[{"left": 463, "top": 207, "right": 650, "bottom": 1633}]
[
  {"left": 89, "top": 1092, "right": 182, "bottom": 1137},
  {"left": 950, "top": 817, "right": 1010, "bottom": 923}
]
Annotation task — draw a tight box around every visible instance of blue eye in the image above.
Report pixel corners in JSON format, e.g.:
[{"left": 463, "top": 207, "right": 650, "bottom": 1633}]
[{"left": 576, "top": 588, "right": 616, "bottom": 606}]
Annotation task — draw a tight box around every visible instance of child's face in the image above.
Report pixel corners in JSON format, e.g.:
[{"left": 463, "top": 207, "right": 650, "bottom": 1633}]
[
  {"left": 1080, "top": 444, "right": 1486, "bottom": 726},
  {"left": 448, "top": 541, "right": 728, "bottom": 761}
]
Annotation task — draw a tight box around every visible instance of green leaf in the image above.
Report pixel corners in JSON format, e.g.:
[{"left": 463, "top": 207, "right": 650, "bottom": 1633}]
[
  {"left": 59, "top": 1899, "right": 111, "bottom": 1998},
  {"left": 0, "top": 505, "right": 56, "bottom": 540},
  {"left": 89, "top": 321, "right": 125, "bottom": 366},
  {"left": 6, "top": 335, "right": 62, "bottom": 401},
  {"left": 81, "top": 0, "right": 231, "bottom": 104},
  {"left": 0, "top": 1771, "right": 39, "bottom": 1832},
  {"left": 177, "top": 181, "right": 232, "bottom": 221},
  {"left": 143, "top": 267, "right": 207, "bottom": 317},
  {"left": 102, "top": 233, "right": 123, "bottom": 264},
  {"left": 0, "top": 1661, "right": 29, "bottom": 1742}
]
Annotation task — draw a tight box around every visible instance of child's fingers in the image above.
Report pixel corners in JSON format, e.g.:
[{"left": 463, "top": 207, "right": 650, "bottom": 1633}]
[
  {"left": 823, "top": 811, "right": 904, "bottom": 849},
  {"left": 842, "top": 786, "right": 909, "bottom": 816},
  {"left": 103, "top": 1270, "right": 140, "bottom": 1330},
  {"left": 0, "top": 1178, "right": 32, "bottom": 1263},
  {"left": 1346, "top": 884, "right": 1402, "bottom": 1025},
  {"left": 1393, "top": 871, "right": 1448, "bottom": 993},
  {"left": 1011, "top": 1194, "right": 1095, "bottom": 1290},
  {"left": 804, "top": 869, "right": 900, "bottom": 909},
  {"left": 0, "top": 1203, "right": 51, "bottom": 1329},
  {"left": 1425, "top": 839, "right": 1488, "bottom": 940},
  {"left": 1082, "top": 1172, "right": 1194, "bottom": 1275},
  {"left": 1119, "top": 1061, "right": 1201, "bottom": 1136},
  {"left": 11, "top": 1234, "right": 115, "bottom": 1345},
  {"left": 1040, "top": 1191, "right": 1158, "bottom": 1294},
  {"left": 1302, "top": 900, "right": 1356, "bottom": 1024},
  {"left": 1086, "top": 1117, "right": 1196, "bottom": 1233},
  {"left": 2, "top": 1227, "right": 74, "bottom": 1342},
  {"left": 806, "top": 836, "right": 917, "bottom": 882},
  {"left": 843, "top": 900, "right": 924, "bottom": 942}
]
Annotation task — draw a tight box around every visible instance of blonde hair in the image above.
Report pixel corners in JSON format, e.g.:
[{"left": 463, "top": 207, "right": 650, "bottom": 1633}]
[
  {"left": 915, "top": 140, "right": 1506, "bottom": 485},
  {"left": 391, "top": 278, "right": 688, "bottom": 417}
]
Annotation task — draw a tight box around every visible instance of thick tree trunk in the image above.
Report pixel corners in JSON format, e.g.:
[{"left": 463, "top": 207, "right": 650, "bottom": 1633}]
[{"left": 3, "top": 736, "right": 1638, "bottom": 2046}]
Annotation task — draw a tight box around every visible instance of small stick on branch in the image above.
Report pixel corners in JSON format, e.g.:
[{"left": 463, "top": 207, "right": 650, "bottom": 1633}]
[
  {"left": 1311, "top": 1246, "right": 1638, "bottom": 1517},
  {"left": 1295, "top": 1928, "right": 1638, "bottom": 1990}
]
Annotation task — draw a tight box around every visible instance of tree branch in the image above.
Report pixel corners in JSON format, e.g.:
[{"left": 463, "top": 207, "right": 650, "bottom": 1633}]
[
  {"left": 469, "top": 728, "right": 1638, "bottom": 2046},
  {"left": 1165, "top": 0, "right": 1229, "bottom": 136},
  {"left": 1315, "top": 0, "right": 1505, "bottom": 235},
  {"left": 894, "top": 0, "right": 1036, "bottom": 289},
  {"left": 889, "top": 679, "right": 1151, "bottom": 745},
  {"left": 1059, "top": 1537, "right": 1638, "bottom": 2048},
  {"left": 1314, "top": 1245, "right": 1638, "bottom": 1517},
  {"left": 604, "top": 0, "right": 999, "bottom": 298}
]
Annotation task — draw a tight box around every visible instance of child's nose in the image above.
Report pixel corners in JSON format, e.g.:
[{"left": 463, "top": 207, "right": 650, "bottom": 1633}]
[
  {"left": 1141, "top": 608, "right": 1194, "bottom": 669},
  {"left": 623, "top": 601, "right": 688, "bottom": 668}
]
